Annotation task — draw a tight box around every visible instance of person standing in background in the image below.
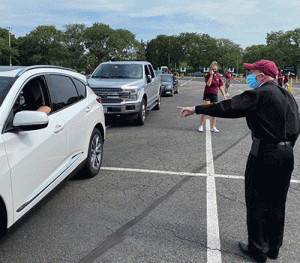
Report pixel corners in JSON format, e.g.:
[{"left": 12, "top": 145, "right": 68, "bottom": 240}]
[
  {"left": 284, "top": 71, "right": 290, "bottom": 89},
  {"left": 224, "top": 69, "right": 233, "bottom": 97},
  {"left": 197, "top": 61, "right": 227, "bottom": 133}
]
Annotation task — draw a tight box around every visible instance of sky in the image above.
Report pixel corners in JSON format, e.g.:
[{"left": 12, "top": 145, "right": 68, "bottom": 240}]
[{"left": 1, "top": 0, "right": 300, "bottom": 50}]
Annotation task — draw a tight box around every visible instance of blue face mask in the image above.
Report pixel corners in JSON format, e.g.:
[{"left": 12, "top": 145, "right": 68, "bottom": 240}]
[{"left": 247, "top": 74, "right": 259, "bottom": 88}]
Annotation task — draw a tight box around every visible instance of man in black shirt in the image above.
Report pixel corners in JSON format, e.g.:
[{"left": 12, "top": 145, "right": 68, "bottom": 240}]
[{"left": 178, "top": 60, "right": 300, "bottom": 262}]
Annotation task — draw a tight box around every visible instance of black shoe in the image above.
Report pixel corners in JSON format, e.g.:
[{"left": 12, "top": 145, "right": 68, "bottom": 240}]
[
  {"left": 267, "top": 248, "right": 279, "bottom": 259},
  {"left": 239, "top": 241, "right": 267, "bottom": 263}
]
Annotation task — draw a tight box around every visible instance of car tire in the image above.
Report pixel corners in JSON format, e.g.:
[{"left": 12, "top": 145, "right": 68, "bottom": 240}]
[
  {"left": 83, "top": 128, "right": 103, "bottom": 178},
  {"left": 135, "top": 98, "right": 146, "bottom": 125},
  {"left": 153, "top": 94, "right": 161, "bottom": 110}
]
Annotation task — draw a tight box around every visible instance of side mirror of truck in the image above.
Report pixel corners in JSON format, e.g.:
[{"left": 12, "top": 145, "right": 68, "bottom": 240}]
[{"left": 146, "top": 75, "right": 152, "bottom": 83}]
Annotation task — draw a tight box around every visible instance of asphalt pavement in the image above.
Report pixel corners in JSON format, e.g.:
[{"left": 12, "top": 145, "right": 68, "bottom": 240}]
[{"left": 1, "top": 77, "right": 300, "bottom": 263}]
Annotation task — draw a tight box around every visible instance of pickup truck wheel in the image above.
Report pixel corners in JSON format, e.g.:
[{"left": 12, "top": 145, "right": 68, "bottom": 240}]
[
  {"left": 83, "top": 128, "right": 103, "bottom": 178},
  {"left": 135, "top": 98, "right": 146, "bottom": 125},
  {"left": 153, "top": 95, "right": 161, "bottom": 110}
]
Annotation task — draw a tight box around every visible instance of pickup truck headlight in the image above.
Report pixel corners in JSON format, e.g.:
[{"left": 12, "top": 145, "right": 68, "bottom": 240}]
[{"left": 122, "top": 88, "right": 139, "bottom": 101}]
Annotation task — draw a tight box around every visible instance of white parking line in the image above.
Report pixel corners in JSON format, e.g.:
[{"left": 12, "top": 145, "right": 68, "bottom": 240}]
[
  {"left": 100, "top": 127, "right": 300, "bottom": 262},
  {"left": 100, "top": 168, "right": 300, "bottom": 184},
  {"left": 180, "top": 78, "right": 194, "bottom": 86},
  {"left": 205, "top": 120, "right": 222, "bottom": 263},
  {"left": 101, "top": 166, "right": 207, "bottom": 177}
]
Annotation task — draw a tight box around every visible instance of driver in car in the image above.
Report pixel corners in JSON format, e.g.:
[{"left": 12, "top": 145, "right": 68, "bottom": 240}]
[{"left": 13, "top": 90, "right": 51, "bottom": 115}]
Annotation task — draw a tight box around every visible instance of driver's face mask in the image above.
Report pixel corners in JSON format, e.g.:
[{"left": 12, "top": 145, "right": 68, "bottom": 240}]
[{"left": 17, "top": 92, "right": 25, "bottom": 105}]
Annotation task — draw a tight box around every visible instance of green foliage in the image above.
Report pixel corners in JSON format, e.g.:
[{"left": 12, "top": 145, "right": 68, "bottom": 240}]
[
  {"left": 146, "top": 35, "right": 171, "bottom": 69},
  {"left": 0, "top": 23, "right": 144, "bottom": 70},
  {"left": 84, "top": 23, "right": 116, "bottom": 64},
  {"left": 146, "top": 32, "right": 243, "bottom": 74},
  {"left": 215, "top": 39, "right": 243, "bottom": 73},
  {"left": 61, "top": 24, "right": 86, "bottom": 70},
  {"left": 0, "top": 28, "right": 19, "bottom": 65},
  {"left": 3, "top": 24, "right": 300, "bottom": 74},
  {"left": 18, "top": 25, "right": 63, "bottom": 66},
  {"left": 245, "top": 28, "right": 300, "bottom": 73}
]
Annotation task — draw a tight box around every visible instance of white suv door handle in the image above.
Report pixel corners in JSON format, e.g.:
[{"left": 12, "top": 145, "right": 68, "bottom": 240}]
[{"left": 53, "top": 124, "right": 64, "bottom": 133}]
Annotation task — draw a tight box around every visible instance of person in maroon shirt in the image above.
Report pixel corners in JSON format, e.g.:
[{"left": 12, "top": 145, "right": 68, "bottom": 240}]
[
  {"left": 277, "top": 69, "right": 283, "bottom": 87},
  {"left": 224, "top": 69, "right": 233, "bottom": 96},
  {"left": 198, "top": 61, "right": 227, "bottom": 133},
  {"left": 283, "top": 71, "right": 290, "bottom": 89}
]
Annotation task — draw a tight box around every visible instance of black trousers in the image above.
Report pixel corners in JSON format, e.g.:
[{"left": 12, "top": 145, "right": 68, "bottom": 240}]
[{"left": 245, "top": 143, "right": 294, "bottom": 255}]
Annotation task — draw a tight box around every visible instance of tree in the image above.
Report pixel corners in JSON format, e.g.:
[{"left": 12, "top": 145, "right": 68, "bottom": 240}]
[
  {"left": 265, "top": 28, "right": 300, "bottom": 72},
  {"left": 266, "top": 31, "right": 287, "bottom": 69},
  {"left": 61, "top": 24, "right": 86, "bottom": 70},
  {"left": 18, "top": 25, "right": 63, "bottom": 66},
  {"left": 113, "top": 29, "right": 145, "bottom": 61},
  {"left": 84, "top": 23, "right": 117, "bottom": 64},
  {"left": 179, "top": 33, "right": 218, "bottom": 71},
  {"left": 0, "top": 28, "right": 19, "bottom": 65},
  {"left": 281, "top": 29, "right": 300, "bottom": 72},
  {"left": 243, "top": 45, "right": 270, "bottom": 63},
  {"left": 214, "top": 39, "right": 242, "bottom": 73},
  {"left": 146, "top": 35, "right": 171, "bottom": 69}
]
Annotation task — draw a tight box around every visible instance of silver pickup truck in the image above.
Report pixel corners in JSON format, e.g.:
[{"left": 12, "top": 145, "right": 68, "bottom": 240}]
[{"left": 87, "top": 61, "right": 161, "bottom": 125}]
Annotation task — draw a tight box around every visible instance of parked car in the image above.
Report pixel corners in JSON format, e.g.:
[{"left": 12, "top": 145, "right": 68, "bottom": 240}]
[
  {"left": 0, "top": 65, "right": 106, "bottom": 236},
  {"left": 192, "top": 71, "right": 206, "bottom": 77},
  {"left": 160, "top": 74, "right": 179, "bottom": 96},
  {"left": 88, "top": 61, "right": 161, "bottom": 125}
]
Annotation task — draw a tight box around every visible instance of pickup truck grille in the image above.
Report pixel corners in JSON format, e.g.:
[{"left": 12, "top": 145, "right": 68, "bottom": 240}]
[
  {"left": 101, "top": 98, "right": 123, "bottom": 103},
  {"left": 92, "top": 87, "right": 122, "bottom": 93}
]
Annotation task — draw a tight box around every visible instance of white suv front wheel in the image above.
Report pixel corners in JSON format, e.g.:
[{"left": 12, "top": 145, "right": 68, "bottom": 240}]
[{"left": 84, "top": 128, "right": 103, "bottom": 177}]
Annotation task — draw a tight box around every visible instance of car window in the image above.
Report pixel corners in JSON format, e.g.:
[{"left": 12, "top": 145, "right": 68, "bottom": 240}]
[
  {"left": 144, "top": 65, "right": 151, "bottom": 77},
  {"left": 45, "top": 75, "right": 80, "bottom": 112},
  {"left": 72, "top": 78, "right": 86, "bottom": 99},
  {"left": 0, "top": 77, "right": 17, "bottom": 107},
  {"left": 5, "top": 76, "right": 50, "bottom": 132},
  {"left": 148, "top": 64, "right": 155, "bottom": 78},
  {"left": 12, "top": 76, "right": 50, "bottom": 113}
]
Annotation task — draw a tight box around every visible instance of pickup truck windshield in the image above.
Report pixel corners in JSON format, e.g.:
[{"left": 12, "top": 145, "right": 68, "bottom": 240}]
[
  {"left": 92, "top": 64, "right": 143, "bottom": 79},
  {"left": 0, "top": 77, "right": 17, "bottom": 107}
]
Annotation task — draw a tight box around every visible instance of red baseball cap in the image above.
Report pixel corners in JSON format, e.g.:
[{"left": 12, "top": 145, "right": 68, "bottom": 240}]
[{"left": 243, "top": 60, "right": 278, "bottom": 78}]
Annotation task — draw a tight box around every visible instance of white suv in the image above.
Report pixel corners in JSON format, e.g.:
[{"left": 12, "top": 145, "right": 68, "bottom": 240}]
[{"left": 0, "top": 66, "right": 106, "bottom": 236}]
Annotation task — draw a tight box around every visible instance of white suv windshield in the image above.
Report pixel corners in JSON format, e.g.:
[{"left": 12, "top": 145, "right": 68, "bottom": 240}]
[
  {"left": 92, "top": 64, "right": 143, "bottom": 79},
  {"left": 0, "top": 77, "right": 17, "bottom": 106}
]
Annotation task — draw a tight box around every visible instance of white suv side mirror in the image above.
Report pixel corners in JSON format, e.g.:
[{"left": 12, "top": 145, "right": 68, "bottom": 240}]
[{"left": 13, "top": 111, "right": 49, "bottom": 130}]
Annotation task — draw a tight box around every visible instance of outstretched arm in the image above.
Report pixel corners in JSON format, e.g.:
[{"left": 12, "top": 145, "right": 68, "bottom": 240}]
[{"left": 177, "top": 107, "right": 195, "bottom": 118}]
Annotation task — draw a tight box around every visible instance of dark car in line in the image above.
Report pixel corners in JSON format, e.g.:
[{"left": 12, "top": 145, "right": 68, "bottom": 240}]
[
  {"left": 160, "top": 74, "right": 179, "bottom": 96},
  {"left": 190, "top": 71, "right": 206, "bottom": 77}
]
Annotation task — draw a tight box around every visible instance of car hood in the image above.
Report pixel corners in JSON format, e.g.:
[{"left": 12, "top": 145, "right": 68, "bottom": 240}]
[{"left": 88, "top": 78, "right": 144, "bottom": 88}]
